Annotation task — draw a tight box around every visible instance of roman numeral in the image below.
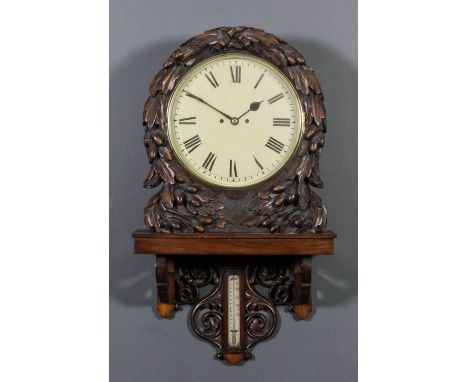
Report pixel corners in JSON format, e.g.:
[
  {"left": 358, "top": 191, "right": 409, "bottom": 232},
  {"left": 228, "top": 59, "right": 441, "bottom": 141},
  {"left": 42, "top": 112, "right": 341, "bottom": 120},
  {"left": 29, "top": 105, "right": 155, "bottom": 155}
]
[
  {"left": 265, "top": 137, "right": 285, "bottom": 154},
  {"left": 273, "top": 117, "right": 290, "bottom": 127},
  {"left": 254, "top": 73, "right": 264, "bottom": 89},
  {"left": 202, "top": 152, "right": 217, "bottom": 171},
  {"left": 183, "top": 135, "right": 201, "bottom": 153},
  {"left": 205, "top": 71, "right": 219, "bottom": 88},
  {"left": 268, "top": 93, "right": 284, "bottom": 104},
  {"left": 179, "top": 116, "right": 196, "bottom": 125},
  {"left": 253, "top": 155, "right": 263, "bottom": 170},
  {"left": 230, "top": 66, "right": 241, "bottom": 83},
  {"left": 229, "top": 160, "right": 238, "bottom": 177}
]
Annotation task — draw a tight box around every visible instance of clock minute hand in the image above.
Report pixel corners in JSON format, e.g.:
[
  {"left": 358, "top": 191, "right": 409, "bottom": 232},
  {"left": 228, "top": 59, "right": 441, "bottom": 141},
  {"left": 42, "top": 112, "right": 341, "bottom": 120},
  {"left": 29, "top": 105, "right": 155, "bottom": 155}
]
[
  {"left": 236, "top": 101, "right": 263, "bottom": 120},
  {"left": 185, "top": 91, "right": 234, "bottom": 120}
]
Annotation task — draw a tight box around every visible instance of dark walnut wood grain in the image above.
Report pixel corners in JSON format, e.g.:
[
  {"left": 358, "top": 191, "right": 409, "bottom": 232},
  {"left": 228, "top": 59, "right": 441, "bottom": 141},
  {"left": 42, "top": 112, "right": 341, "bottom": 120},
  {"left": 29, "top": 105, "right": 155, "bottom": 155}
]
[
  {"left": 142, "top": 26, "right": 328, "bottom": 234},
  {"left": 133, "top": 230, "right": 336, "bottom": 255},
  {"left": 155, "top": 256, "right": 175, "bottom": 318}
]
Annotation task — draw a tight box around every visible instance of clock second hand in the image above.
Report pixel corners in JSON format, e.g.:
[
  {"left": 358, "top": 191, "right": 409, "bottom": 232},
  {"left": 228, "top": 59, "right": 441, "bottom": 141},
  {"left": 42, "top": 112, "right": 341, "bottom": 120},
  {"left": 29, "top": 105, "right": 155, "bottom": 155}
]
[{"left": 184, "top": 91, "right": 235, "bottom": 122}]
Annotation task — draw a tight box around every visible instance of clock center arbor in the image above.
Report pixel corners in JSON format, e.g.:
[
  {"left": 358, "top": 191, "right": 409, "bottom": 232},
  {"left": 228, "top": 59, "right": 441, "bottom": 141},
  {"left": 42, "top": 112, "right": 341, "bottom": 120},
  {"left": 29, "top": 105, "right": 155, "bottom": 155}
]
[{"left": 133, "top": 26, "right": 336, "bottom": 364}]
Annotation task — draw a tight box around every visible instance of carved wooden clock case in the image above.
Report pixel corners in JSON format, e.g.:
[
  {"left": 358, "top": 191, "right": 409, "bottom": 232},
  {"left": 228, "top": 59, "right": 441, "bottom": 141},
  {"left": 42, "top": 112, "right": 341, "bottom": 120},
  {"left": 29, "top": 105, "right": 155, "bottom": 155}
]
[{"left": 132, "top": 26, "right": 336, "bottom": 365}]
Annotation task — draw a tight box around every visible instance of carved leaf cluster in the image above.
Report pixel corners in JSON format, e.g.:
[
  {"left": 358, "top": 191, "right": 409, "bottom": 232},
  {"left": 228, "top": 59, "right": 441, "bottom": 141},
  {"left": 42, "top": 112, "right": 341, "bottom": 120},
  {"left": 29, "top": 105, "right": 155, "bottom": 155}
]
[
  {"left": 142, "top": 26, "right": 328, "bottom": 233},
  {"left": 240, "top": 178, "right": 327, "bottom": 233},
  {"left": 144, "top": 182, "right": 229, "bottom": 233}
]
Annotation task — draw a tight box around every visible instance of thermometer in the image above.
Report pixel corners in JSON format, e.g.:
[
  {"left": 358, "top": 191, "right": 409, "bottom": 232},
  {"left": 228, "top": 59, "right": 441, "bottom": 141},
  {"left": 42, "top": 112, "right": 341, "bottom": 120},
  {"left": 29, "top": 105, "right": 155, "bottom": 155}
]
[{"left": 227, "top": 274, "right": 241, "bottom": 349}]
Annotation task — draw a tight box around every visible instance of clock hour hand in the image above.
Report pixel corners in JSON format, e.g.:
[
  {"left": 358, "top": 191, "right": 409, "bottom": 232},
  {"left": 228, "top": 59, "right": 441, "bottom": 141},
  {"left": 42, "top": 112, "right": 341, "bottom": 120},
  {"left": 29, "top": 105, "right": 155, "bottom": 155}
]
[
  {"left": 185, "top": 91, "right": 234, "bottom": 121},
  {"left": 236, "top": 101, "right": 263, "bottom": 120}
]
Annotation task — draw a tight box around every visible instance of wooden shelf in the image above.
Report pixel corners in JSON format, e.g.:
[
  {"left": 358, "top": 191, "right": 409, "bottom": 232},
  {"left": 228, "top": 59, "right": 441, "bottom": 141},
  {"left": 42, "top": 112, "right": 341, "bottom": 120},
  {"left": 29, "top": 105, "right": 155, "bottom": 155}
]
[{"left": 133, "top": 230, "right": 336, "bottom": 256}]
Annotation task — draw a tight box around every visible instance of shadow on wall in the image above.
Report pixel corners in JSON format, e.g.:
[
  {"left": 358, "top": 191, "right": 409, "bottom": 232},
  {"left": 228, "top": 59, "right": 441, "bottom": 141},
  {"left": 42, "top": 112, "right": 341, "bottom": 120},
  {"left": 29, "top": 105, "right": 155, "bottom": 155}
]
[{"left": 109, "top": 37, "right": 358, "bottom": 310}]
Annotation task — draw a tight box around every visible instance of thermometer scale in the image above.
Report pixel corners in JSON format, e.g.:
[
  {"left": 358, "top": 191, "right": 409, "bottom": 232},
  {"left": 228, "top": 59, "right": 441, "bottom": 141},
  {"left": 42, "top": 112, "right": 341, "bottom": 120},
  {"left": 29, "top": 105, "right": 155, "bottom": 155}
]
[
  {"left": 222, "top": 270, "right": 245, "bottom": 363},
  {"left": 227, "top": 274, "right": 241, "bottom": 349}
]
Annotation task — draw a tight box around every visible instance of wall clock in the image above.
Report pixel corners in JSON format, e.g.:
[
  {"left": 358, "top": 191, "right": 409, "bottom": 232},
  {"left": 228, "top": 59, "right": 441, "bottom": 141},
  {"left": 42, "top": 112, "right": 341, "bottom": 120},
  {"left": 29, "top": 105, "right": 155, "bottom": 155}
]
[{"left": 133, "top": 26, "right": 336, "bottom": 365}]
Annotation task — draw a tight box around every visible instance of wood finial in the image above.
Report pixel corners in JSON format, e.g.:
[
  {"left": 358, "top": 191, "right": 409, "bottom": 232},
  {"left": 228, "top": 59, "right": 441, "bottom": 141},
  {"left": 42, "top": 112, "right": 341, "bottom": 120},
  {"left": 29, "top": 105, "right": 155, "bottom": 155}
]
[
  {"left": 223, "top": 353, "right": 244, "bottom": 365},
  {"left": 157, "top": 300, "right": 174, "bottom": 319},
  {"left": 294, "top": 304, "right": 312, "bottom": 320}
]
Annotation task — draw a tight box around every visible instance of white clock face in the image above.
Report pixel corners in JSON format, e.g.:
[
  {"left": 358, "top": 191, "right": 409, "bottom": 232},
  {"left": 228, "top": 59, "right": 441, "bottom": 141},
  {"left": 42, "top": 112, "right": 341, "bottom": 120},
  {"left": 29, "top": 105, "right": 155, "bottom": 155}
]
[{"left": 167, "top": 53, "right": 303, "bottom": 189}]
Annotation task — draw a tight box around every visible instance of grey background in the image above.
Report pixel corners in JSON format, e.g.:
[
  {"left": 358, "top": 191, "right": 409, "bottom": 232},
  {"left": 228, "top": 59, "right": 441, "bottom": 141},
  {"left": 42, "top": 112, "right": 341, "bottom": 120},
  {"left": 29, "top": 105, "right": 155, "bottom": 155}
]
[{"left": 110, "top": 0, "right": 357, "bottom": 381}]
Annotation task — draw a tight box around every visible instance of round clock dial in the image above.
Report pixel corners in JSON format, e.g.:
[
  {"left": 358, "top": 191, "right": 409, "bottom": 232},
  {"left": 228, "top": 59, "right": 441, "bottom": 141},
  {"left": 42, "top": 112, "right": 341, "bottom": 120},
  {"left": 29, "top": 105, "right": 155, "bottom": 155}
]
[{"left": 167, "top": 53, "right": 303, "bottom": 189}]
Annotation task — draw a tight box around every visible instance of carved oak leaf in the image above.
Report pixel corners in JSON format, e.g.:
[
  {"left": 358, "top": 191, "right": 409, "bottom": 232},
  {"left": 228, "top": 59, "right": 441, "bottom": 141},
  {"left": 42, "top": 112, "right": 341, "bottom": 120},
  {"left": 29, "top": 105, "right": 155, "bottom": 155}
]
[
  {"left": 255, "top": 45, "right": 288, "bottom": 67},
  {"left": 297, "top": 138, "right": 310, "bottom": 157},
  {"left": 296, "top": 155, "right": 314, "bottom": 182},
  {"left": 284, "top": 157, "right": 301, "bottom": 181},
  {"left": 304, "top": 68, "right": 323, "bottom": 94},
  {"left": 158, "top": 146, "right": 172, "bottom": 160},
  {"left": 278, "top": 44, "right": 306, "bottom": 65},
  {"left": 149, "top": 66, "right": 185, "bottom": 96},
  {"left": 149, "top": 67, "right": 171, "bottom": 96},
  {"left": 195, "top": 189, "right": 215, "bottom": 203},
  {"left": 146, "top": 146, "right": 157, "bottom": 162},
  {"left": 155, "top": 157, "right": 175, "bottom": 184},
  {"left": 143, "top": 166, "right": 160, "bottom": 189},
  {"left": 170, "top": 160, "right": 191, "bottom": 183},
  {"left": 163, "top": 65, "right": 184, "bottom": 93},
  {"left": 284, "top": 66, "right": 308, "bottom": 95},
  {"left": 161, "top": 183, "right": 174, "bottom": 209},
  {"left": 144, "top": 209, "right": 161, "bottom": 230},
  {"left": 164, "top": 46, "right": 199, "bottom": 67},
  {"left": 226, "top": 39, "right": 245, "bottom": 49},
  {"left": 311, "top": 94, "right": 326, "bottom": 126},
  {"left": 182, "top": 47, "right": 212, "bottom": 66},
  {"left": 238, "top": 28, "right": 280, "bottom": 46},
  {"left": 144, "top": 193, "right": 163, "bottom": 229},
  {"left": 184, "top": 29, "right": 230, "bottom": 48},
  {"left": 143, "top": 96, "right": 158, "bottom": 127},
  {"left": 301, "top": 94, "right": 327, "bottom": 130},
  {"left": 144, "top": 95, "right": 167, "bottom": 127},
  {"left": 223, "top": 26, "right": 246, "bottom": 37},
  {"left": 283, "top": 66, "right": 322, "bottom": 96}
]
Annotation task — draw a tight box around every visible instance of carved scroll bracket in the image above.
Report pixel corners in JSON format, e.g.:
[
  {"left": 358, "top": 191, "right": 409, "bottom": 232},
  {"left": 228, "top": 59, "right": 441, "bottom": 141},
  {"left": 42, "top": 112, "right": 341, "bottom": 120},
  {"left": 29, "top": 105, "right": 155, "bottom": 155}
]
[{"left": 153, "top": 255, "right": 313, "bottom": 363}]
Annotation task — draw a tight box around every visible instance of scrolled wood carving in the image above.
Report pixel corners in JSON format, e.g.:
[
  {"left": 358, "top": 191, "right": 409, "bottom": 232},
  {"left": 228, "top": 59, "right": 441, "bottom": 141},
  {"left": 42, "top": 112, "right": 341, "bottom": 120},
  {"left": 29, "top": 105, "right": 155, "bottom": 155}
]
[
  {"left": 190, "top": 280, "right": 224, "bottom": 357},
  {"left": 244, "top": 278, "right": 278, "bottom": 355},
  {"left": 176, "top": 260, "right": 219, "bottom": 306},
  {"left": 142, "top": 26, "right": 327, "bottom": 233},
  {"left": 249, "top": 263, "right": 293, "bottom": 305}
]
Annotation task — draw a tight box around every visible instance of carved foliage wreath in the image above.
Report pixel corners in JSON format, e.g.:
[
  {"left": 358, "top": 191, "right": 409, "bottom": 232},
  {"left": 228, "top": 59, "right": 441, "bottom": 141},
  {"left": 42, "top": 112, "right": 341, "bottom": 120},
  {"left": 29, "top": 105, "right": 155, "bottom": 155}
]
[{"left": 142, "top": 26, "right": 327, "bottom": 233}]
